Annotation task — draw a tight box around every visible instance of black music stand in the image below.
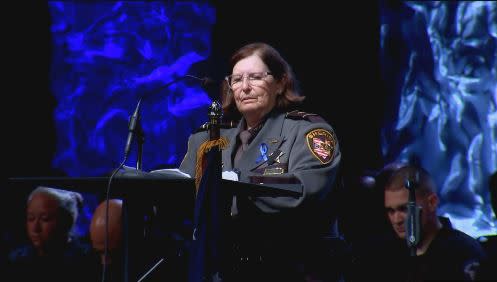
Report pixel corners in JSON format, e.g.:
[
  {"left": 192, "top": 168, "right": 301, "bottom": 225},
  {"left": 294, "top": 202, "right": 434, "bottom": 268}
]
[
  {"left": 7, "top": 171, "right": 302, "bottom": 281},
  {"left": 8, "top": 171, "right": 195, "bottom": 282}
]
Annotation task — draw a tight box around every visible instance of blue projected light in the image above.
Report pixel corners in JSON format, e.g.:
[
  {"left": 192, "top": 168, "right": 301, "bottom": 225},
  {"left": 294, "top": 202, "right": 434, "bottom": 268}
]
[
  {"left": 380, "top": 1, "right": 497, "bottom": 237},
  {"left": 48, "top": 2, "right": 215, "bottom": 176}
]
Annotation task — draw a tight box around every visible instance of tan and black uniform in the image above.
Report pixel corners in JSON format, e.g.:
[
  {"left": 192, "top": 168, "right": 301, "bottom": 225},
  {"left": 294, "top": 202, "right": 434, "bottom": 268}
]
[{"left": 180, "top": 109, "right": 343, "bottom": 281}]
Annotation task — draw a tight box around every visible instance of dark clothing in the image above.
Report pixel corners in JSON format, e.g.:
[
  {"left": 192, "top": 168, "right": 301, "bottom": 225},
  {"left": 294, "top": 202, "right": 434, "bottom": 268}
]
[
  {"left": 353, "top": 217, "right": 487, "bottom": 281},
  {"left": 6, "top": 240, "right": 97, "bottom": 282},
  {"left": 94, "top": 260, "right": 126, "bottom": 282},
  {"left": 476, "top": 234, "right": 497, "bottom": 281}
]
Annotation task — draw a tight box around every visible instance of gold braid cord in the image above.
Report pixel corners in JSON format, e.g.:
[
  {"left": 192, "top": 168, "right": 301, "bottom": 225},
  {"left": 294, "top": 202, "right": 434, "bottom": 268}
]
[{"left": 194, "top": 137, "right": 229, "bottom": 192}]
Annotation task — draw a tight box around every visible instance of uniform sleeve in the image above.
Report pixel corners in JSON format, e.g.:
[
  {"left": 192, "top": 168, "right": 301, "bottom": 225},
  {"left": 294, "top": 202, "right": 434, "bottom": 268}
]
[
  {"left": 179, "top": 131, "right": 208, "bottom": 177},
  {"left": 251, "top": 121, "right": 341, "bottom": 212}
]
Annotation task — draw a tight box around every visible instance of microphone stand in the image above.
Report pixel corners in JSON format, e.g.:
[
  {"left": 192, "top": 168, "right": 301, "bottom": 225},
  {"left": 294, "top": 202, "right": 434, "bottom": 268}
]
[
  {"left": 207, "top": 100, "right": 222, "bottom": 141},
  {"left": 405, "top": 176, "right": 420, "bottom": 256},
  {"left": 135, "top": 113, "right": 144, "bottom": 170},
  {"left": 117, "top": 75, "right": 216, "bottom": 282},
  {"left": 405, "top": 174, "right": 421, "bottom": 282}
]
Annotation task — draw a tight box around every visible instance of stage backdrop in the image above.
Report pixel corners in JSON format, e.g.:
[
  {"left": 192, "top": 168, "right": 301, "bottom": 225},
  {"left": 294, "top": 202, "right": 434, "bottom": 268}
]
[
  {"left": 48, "top": 1, "right": 215, "bottom": 176},
  {"left": 380, "top": 1, "right": 497, "bottom": 237},
  {"left": 46, "top": 1, "right": 496, "bottom": 238}
]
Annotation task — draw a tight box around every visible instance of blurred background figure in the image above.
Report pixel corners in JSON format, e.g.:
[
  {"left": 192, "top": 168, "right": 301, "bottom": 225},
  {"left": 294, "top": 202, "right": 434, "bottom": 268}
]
[
  {"left": 90, "top": 199, "right": 124, "bottom": 282},
  {"left": 89, "top": 197, "right": 190, "bottom": 281},
  {"left": 6, "top": 186, "right": 95, "bottom": 282},
  {"left": 344, "top": 162, "right": 406, "bottom": 281},
  {"left": 476, "top": 170, "right": 497, "bottom": 280},
  {"left": 368, "top": 165, "right": 486, "bottom": 281}
]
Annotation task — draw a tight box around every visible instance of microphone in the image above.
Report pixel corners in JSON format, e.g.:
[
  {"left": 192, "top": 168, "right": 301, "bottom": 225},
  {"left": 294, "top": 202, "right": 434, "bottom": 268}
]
[
  {"left": 163, "top": 74, "right": 214, "bottom": 90},
  {"left": 123, "top": 98, "right": 142, "bottom": 161},
  {"left": 199, "top": 76, "right": 215, "bottom": 86},
  {"left": 122, "top": 74, "right": 214, "bottom": 163},
  {"left": 405, "top": 172, "right": 421, "bottom": 256},
  {"left": 108, "top": 74, "right": 215, "bottom": 282},
  {"left": 185, "top": 75, "right": 217, "bottom": 95}
]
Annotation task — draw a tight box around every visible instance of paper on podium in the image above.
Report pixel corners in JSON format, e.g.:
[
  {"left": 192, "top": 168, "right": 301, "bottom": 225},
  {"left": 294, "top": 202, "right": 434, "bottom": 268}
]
[
  {"left": 149, "top": 169, "right": 239, "bottom": 181},
  {"left": 222, "top": 170, "right": 239, "bottom": 181},
  {"left": 117, "top": 166, "right": 191, "bottom": 180},
  {"left": 149, "top": 168, "right": 191, "bottom": 179},
  {"left": 145, "top": 167, "right": 301, "bottom": 197}
]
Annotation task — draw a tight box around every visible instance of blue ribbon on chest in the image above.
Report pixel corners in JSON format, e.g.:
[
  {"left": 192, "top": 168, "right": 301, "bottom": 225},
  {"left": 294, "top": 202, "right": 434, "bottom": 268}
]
[{"left": 256, "top": 143, "right": 268, "bottom": 164}]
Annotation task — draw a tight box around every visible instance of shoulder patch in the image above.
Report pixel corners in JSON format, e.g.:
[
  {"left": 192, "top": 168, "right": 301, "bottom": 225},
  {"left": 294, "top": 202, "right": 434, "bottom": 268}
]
[
  {"left": 286, "top": 110, "right": 325, "bottom": 123},
  {"left": 306, "top": 128, "right": 336, "bottom": 164}
]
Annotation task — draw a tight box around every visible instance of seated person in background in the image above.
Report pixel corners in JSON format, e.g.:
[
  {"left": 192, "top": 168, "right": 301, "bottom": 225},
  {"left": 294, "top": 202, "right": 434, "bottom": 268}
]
[
  {"left": 345, "top": 162, "right": 406, "bottom": 281},
  {"left": 90, "top": 199, "right": 124, "bottom": 282},
  {"left": 90, "top": 198, "right": 189, "bottom": 281},
  {"left": 476, "top": 170, "right": 497, "bottom": 280},
  {"left": 359, "top": 164, "right": 486, "bottom": 281},
  {"left": 7, "top": 186, "right": 95, "bottom": 282}
]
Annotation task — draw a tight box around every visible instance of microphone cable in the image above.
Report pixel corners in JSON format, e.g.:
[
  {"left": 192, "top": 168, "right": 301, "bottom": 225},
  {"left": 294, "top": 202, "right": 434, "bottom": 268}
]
[
  {"left": 101, "top": 158, "right": 127, "bottom": 282},
  {"left": 101, "top": 73, "right": 214, "bottom": 282}
]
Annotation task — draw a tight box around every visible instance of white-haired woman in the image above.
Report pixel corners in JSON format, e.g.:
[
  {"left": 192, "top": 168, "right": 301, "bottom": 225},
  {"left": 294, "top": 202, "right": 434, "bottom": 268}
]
[{"left": 7, "top": 186, "right": 97, "bottom": 281}]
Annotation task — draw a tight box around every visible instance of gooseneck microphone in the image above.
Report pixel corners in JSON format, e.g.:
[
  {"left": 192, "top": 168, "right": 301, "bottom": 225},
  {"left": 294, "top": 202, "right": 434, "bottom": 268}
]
[
  {"left": 147, "top": 74, "right": 215, "bottom": 97},
  {"left": 195, "top": 75, "right": 215, "bottom": 87},
  {"left": 123, "top": 98, "right": 142, "bottom": 161},
  {"left": 101, "top": 74, "right": 215, "bottom": 282},
  {"left": 122, "top": 74, "right": 215, "bottom": 163}
]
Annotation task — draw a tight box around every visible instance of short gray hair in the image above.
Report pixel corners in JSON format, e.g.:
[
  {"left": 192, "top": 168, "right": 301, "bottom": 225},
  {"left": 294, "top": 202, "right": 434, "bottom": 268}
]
[{"left": 28, "top": 186, "right": 84, "bottom": 235}]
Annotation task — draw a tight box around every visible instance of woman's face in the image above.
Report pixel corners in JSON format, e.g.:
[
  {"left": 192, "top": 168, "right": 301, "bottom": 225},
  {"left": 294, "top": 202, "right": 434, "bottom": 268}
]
[
  {"left": 231, "top": 54, "right": 282, "bottom": 123},
  {"left": 26, "top": 193, "right": 60, "bottom": 252}
]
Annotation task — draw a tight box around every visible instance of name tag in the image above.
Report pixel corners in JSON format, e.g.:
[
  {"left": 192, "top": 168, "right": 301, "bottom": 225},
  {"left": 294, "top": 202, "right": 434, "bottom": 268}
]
[{"left": 263, "top": 167, "right": 285, "bottom": 175}]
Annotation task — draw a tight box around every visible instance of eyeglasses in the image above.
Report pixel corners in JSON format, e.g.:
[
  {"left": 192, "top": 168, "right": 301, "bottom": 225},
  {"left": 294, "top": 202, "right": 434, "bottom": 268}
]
[{"left": 225, "top": 72, "right": 272, "bottom": 90}]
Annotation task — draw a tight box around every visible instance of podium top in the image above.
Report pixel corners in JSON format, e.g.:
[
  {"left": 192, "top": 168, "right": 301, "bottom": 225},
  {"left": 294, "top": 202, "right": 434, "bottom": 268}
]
[{"left": 7, "top": 170, "right": 302, "bottom": 198}]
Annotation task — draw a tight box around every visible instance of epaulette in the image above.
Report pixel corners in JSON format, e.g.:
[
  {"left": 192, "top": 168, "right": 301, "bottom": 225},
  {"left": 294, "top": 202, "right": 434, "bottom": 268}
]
[{"left": 285, "top": 110, "right": 325, "bottom": 123}]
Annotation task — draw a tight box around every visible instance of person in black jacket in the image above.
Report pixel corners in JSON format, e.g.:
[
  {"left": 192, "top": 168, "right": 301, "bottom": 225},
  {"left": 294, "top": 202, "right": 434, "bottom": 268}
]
[
  {"left": 476, "top": 170, "right": 497, "bottom": 280},
  {"left": 358, "top": 164, "right": 487, "bottom": 281},
  {"left": 6, "top": 186, "right": 96, "bottom": 282}
]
